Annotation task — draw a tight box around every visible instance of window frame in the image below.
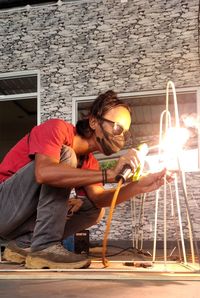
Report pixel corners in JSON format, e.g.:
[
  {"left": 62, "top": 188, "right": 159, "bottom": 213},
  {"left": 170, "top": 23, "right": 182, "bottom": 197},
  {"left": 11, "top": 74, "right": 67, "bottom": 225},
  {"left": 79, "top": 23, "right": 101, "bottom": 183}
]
[{"left": 0, "top": 70, "right": 41, "bottom": 125}]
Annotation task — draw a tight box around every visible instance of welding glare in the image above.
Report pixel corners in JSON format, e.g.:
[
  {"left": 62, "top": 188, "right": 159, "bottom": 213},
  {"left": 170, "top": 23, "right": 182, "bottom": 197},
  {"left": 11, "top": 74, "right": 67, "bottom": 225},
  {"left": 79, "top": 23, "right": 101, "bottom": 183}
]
[{"left": 161, "top": 127, "right": 190, "bottom": 153}]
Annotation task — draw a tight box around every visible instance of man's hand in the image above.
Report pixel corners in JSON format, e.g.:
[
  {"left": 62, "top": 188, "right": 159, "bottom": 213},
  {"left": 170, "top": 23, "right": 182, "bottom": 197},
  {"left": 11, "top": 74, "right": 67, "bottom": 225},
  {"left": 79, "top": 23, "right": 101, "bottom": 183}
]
[
  {"left": 67, "top": 197, "right": 83, "bottom": 219},
  {"left": 133, "top": 168, "right": 174, "bottom": 194},
  {"left": 108, "top": 148, "right": 142, "bottom": 182}
]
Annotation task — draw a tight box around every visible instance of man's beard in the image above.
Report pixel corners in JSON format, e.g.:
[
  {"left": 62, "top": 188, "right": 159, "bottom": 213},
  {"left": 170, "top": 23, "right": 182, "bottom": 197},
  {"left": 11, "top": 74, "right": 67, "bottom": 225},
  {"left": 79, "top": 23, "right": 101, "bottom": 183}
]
[{"left": 96, "top": 124, "right": 125, "bottom": 156}]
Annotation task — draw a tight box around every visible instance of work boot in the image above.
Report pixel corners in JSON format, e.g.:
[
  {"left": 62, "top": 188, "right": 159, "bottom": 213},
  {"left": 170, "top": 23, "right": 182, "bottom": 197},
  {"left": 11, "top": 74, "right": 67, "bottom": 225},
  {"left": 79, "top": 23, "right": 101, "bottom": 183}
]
[
  {"left": 3, "top": 241, "right": 30, "bottom": 264},
  {"left": 25, "top": 243, "right": 91, "bottom": 269}
]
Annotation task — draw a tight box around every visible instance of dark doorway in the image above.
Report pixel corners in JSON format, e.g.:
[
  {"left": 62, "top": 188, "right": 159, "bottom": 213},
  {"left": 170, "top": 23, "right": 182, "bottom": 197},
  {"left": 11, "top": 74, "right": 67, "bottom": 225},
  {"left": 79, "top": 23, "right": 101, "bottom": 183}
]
[
  {"left": 0, "top": 72, "right": 39, "bottom": 161},
  {"left": 0, "top": 98, "right": 37, "bottom": 161}
]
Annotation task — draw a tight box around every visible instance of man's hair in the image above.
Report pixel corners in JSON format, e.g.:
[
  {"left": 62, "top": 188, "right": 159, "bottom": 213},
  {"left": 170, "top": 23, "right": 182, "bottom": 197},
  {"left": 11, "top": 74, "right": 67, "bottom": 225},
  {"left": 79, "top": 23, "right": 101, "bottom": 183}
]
[{"left": 76, "top": 90, "right": 131, "bottom": 138}]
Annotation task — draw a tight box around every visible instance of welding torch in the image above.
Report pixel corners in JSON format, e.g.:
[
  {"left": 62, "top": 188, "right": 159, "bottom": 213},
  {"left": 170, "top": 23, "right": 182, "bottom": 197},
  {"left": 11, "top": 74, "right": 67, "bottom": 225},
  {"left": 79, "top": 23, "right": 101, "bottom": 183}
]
[{"left": 115, "top": 143, "right": 151, "bottom": 183}]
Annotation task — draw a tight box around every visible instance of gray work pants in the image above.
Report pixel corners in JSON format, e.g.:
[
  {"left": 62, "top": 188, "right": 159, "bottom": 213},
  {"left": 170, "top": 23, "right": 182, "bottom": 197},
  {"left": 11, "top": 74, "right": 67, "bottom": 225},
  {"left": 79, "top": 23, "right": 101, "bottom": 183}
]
[{"left": 0, "top": 146, "right": 102, "bottom": 251}]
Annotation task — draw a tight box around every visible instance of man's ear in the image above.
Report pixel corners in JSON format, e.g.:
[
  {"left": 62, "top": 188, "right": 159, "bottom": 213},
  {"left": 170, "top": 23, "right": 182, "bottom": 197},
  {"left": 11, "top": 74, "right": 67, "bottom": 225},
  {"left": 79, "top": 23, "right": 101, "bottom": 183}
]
[{"left": 89, "top": 116, "right": 98, "bottom": 130}]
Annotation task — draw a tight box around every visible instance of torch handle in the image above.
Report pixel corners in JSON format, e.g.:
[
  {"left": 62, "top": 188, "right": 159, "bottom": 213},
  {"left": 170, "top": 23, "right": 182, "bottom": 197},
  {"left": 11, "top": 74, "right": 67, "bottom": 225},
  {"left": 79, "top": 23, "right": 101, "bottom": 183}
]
[
  {"left": 115, "top": 165, "right": 132, "bottom": 183},
  {"left": 115, "top": 144, "right": 148, "bottom": 183}
]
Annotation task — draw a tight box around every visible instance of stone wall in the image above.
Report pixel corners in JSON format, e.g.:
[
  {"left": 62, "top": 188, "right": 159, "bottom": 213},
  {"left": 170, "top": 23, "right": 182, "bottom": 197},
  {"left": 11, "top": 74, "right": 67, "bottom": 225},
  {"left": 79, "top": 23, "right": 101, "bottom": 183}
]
[{"left": 0, "top": 0, "right": 200, "bottom": 242}]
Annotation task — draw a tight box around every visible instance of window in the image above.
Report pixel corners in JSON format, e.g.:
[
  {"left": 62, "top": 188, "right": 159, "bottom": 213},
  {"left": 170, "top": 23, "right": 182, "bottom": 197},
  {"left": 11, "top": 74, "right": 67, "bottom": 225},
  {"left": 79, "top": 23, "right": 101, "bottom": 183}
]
[
  {"left": 0, "top": 70, "right": 40, "bottom": 161},
  {"left": 72, "top": 87, "right": 200, "bottom": 171}
]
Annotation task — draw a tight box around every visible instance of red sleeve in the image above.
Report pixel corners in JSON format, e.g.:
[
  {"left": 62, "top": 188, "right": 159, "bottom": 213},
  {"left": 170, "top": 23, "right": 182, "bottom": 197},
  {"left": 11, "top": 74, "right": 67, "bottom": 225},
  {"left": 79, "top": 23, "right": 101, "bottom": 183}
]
[
  {"left": 28, "top": 119, "right": 75, "bottom": 160},
  {"left": 81, "top": 153, "right": 101, "bottom": 171},
  {"left": 75, "top": 153, "right": 103, "bottom": 197},
  {"left": 84, "top": 154, "right": 103, "bottom": 186}
]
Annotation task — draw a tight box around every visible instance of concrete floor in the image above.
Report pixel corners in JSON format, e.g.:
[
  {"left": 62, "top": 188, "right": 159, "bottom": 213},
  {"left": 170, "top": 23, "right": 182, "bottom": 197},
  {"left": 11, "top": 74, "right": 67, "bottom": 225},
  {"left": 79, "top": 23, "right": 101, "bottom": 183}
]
[
  {"left": 1, "top": 246, "right": 200, "bottom": 298},
  {"left": 0, "top": 260, "right": 200, "bottom": 298},
  {"left": 0, "top": 279, "right": 199, "bottom": 298}
]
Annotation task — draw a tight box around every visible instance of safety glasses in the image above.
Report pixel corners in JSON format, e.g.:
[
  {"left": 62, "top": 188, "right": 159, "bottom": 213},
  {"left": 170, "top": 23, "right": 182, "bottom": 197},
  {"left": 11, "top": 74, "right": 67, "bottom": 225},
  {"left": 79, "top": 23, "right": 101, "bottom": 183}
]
[{"left": 98, "top": 116, "right": 130, "bottom": 139}]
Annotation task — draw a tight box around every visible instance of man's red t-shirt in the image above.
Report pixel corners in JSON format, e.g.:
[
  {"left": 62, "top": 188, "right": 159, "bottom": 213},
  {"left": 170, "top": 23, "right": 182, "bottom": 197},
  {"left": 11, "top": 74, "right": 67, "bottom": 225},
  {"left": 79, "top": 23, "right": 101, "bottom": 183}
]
[{"left": 0, "top": 119, "right": 101, "bottom": 189}]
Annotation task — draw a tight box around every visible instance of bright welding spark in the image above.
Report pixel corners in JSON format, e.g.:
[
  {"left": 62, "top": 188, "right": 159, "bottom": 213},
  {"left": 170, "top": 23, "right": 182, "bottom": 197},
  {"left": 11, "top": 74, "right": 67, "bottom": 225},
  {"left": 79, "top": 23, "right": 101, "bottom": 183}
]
[
  {"left": 161, "top": 127, "right": 190, "bottom": 154},
  {"left": 145, "top": 127, "right": 190, "bottom": 172}
]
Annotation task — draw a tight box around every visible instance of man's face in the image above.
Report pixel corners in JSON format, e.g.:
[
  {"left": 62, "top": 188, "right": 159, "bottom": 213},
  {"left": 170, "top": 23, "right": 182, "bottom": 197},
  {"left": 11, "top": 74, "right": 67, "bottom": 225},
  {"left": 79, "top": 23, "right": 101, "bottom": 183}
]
[{"left": 93, "top": 106, "right": 131, "bottom": 156}]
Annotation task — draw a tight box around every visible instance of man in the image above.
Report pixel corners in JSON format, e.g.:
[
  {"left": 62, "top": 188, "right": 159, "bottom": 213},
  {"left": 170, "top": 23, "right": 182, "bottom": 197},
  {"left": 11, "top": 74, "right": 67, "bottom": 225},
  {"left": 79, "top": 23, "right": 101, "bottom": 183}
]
[{"left": 0, "top": 90, "right": 170, "bottom": 269}]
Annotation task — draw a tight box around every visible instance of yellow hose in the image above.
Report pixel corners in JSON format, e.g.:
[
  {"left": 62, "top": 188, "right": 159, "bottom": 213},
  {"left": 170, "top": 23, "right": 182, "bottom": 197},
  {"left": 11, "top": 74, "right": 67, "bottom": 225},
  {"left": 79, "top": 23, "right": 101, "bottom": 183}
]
[
  {"left": 102, "top": 178, "right": 123, "bottom": 267},
  {"left": 102, "top": 145, "right": 149, "bottom": 267}
]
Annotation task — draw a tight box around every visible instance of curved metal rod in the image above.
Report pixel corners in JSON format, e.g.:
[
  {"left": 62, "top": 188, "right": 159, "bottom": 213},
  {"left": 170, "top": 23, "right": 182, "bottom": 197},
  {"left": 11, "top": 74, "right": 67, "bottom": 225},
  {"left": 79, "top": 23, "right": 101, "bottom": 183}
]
[
  {"left": 174, "top": 174, "right": 187, "bottom": 264},
  {"left": 135, "top": 195, "right": 143, "bottom": 250},
  {"left": 138, "top": 193, "right": 146, "bottom": 250},
  {"left": 169, "top": 183, "right": 182, "bottom": 262},
  {"left": 153, "top": 109, "right": 171, "bottom": 262},
  {"left": 178, "top": 157, "right": 200, "bottom": 267},
  {"left": 165, "top": 81, "right": 189, "bottom": 264},
  {"left": 166, "top": 81, "right": 198, "bottom": 266},
  {"left": 153, "top": 189, "right": 159, "bottom": 262},
  {"left": 131, "top": 197, "right": 136, "bottom": 249}
]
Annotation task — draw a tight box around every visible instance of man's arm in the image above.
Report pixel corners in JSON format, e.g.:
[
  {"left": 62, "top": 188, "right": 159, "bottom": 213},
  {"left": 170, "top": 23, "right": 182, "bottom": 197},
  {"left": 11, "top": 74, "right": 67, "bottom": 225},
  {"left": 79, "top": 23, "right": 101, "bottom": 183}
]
[
  {"left": 35, "top": 154, "right": 111, "bottom": 187},
  {"left": 35, "top": 154, "right": 173, "bottom": 208},
  {"left": 34, "top": 149, "right": 142, "bottom": 188},
  {"left": 84, "top": 169, "right": 172, "bottom": 208}
]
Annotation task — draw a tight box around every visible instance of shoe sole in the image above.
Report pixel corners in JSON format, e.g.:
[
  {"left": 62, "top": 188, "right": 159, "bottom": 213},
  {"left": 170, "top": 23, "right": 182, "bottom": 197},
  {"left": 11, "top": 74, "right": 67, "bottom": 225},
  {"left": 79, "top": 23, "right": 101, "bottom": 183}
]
[
  {"left": 3, "top": 248, "right": 26, "bottom": 264},
  {"left": 25, "top": 255, "right": 91, "bottom": 269}
]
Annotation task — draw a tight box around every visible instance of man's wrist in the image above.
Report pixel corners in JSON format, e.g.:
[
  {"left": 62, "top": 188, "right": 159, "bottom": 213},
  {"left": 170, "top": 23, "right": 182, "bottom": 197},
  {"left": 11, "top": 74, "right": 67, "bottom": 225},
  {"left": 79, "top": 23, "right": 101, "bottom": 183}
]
[
  {"left": 106, "top": 169, "right": 116, "bottom": 183},
  {"left": 102, "top": 169, "right": 107, "bottom": 185},
  {"left": 129, "top": 180, "right": 143, "bottom": 196}
]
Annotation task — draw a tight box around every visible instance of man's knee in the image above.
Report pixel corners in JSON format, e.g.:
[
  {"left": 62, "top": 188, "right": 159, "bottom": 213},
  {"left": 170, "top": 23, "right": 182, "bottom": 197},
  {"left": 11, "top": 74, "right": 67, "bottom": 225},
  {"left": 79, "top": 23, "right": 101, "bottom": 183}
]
[{"left": 67, "top": 196, "right": 105, "bottom": 226}]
